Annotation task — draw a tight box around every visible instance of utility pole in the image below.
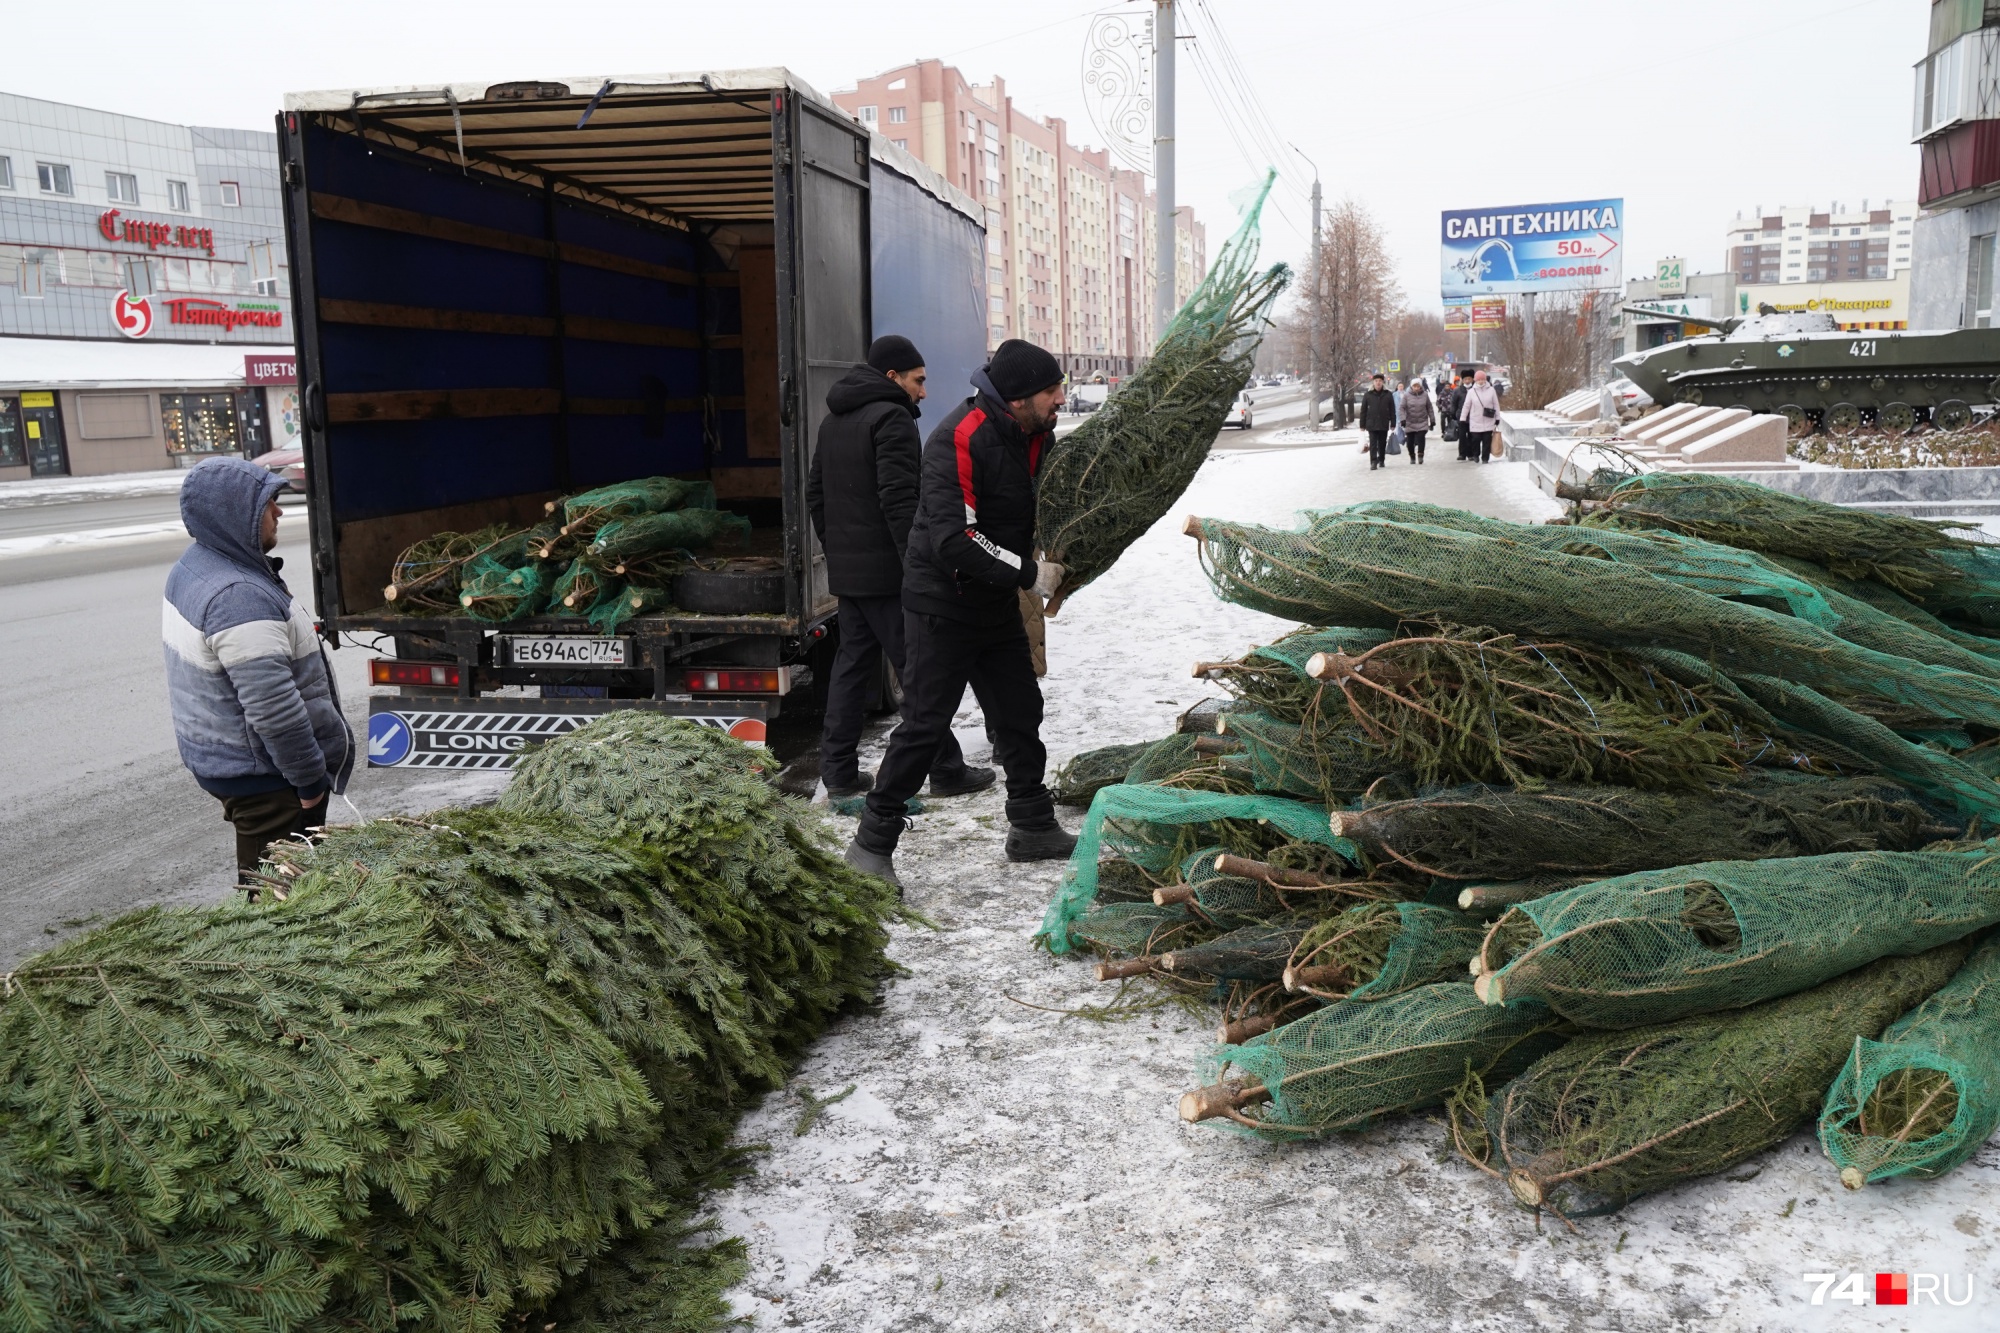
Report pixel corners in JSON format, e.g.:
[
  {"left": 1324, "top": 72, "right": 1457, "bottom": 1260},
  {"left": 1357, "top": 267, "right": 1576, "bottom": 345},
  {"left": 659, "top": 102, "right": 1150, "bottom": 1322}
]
[
  {"left": 1292, "top": 143, "right": 1321, "bottom": 427},
  {"left": 1153, "top": 0, "right": 1176, "bottom": 347}
]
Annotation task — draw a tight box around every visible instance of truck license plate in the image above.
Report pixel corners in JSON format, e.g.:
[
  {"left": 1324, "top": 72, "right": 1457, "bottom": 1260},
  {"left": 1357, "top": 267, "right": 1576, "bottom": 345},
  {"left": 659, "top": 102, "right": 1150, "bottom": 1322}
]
[{"left": 503, "top": 636, "right": 629, "bottom": 666}]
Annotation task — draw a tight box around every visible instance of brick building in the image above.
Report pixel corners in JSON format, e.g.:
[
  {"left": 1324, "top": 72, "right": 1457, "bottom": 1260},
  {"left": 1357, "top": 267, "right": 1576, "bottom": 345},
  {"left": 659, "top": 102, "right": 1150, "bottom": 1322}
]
[{"left": 834, "top": 60, "right": 1202, "bottom": 377}]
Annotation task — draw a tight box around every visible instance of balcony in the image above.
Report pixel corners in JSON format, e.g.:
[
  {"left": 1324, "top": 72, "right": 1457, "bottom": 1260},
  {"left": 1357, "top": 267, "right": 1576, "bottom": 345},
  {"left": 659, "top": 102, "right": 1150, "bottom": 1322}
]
[
  {"left": 1921, "top": 119, "right": 2000, "bottom": 206},
  {"left": 1913, "top": 26, "right": 2000, "bottom": 141}
]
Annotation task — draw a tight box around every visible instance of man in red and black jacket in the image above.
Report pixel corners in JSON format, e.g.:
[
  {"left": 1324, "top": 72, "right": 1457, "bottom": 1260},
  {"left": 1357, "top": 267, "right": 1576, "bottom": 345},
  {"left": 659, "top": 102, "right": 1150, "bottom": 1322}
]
[{"left": 845, "top": 339, "right": 1076, "bottom": 888}]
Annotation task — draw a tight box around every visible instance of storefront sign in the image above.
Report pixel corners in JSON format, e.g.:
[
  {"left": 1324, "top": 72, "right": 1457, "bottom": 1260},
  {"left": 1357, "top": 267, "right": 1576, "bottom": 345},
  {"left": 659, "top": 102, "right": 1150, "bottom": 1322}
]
[
  {"left": 1442, "top": 198, "right": 1624, "bottom": 296},
  {"left": 1628, "top": 297, "right": 1713, "bottom": 324},
  {"left": 1655, "top": 257, "right": 1687, "bottom": 297},
  {"left": 98, "top": 209, "right": 215, "bottom": 256},
  {"left": 20, "top": 392, "right": 54, "bottom": 408},
  {"left": 165, "top": 298, "right": 283, "bottom": 331},
  {"left": 244, "top": 353, "right": 297, "bottom": 384},
  {"left": 113, "top": 290, "right": 154, "bottom": 339}
]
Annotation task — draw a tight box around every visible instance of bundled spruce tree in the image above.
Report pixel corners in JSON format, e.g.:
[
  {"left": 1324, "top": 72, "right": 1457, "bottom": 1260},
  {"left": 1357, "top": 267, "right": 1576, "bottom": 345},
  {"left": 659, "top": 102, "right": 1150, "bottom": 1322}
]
[{"left": 1036, "top": 172, "right": 1289, "bottom": 612}]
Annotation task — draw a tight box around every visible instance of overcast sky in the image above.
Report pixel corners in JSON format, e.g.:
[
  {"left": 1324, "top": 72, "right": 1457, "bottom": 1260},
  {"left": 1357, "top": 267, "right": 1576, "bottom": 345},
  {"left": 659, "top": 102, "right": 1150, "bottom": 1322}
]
[{"left": 6, "top": 0, "right": 1922, "bottom": 311}]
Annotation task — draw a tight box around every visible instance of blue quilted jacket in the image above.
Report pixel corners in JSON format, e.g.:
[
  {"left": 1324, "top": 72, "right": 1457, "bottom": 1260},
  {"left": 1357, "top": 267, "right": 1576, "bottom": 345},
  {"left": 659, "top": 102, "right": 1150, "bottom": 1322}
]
[{"left": 162, "top": 457, "right": 352, "bottom": 799}]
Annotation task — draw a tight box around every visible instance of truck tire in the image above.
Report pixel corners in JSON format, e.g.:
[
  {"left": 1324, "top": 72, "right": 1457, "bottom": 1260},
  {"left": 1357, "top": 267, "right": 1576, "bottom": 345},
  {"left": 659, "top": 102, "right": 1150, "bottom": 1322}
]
[{"left": 672, "top": 560, "right": 786, "bottom": 614}]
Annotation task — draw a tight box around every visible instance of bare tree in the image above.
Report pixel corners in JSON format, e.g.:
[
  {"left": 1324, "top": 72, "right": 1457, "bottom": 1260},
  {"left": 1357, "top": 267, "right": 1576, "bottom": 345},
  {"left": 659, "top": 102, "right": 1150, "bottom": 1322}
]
[
  {"left": 1491, "top": 293, "right": 1593, "bottom": 409},
  {"left": 1392, "top": 309, "right": 1446, "bottom": 384},
  {"left": 1297, "top": 197, "right": 1400, "bottom": 425}
]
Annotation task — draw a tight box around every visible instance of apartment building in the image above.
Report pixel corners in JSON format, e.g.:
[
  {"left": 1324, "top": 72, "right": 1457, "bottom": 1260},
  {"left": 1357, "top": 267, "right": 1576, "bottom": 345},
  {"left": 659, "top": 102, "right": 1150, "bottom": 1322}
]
[
  {"left": 835, "top": 60, "right": 1202, "bottom": 376},
  {"left": 1723, "top": 200, "right": 1916, "bottom": 330},
  {"left": 1909, "top": 1, "right": 2000, "bottom": 326}
]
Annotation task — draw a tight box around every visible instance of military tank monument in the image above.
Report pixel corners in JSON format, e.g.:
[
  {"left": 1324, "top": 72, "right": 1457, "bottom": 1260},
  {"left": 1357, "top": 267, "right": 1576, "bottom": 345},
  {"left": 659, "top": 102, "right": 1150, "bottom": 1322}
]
[{"left": 1613, "top": 304, "right": 2000, "bottom": 435}]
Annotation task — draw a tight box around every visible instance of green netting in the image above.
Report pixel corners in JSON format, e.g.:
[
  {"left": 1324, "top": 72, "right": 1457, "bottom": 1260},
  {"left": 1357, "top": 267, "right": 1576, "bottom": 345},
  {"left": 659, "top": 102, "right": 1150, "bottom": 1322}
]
[
  {"left": 588, "top": 508, "right": 751, "bottom": 572},
  {"left": 459, "top": 550, "right": 553, "bottom": 622},
  {"left": 1054, "top": 740, "right": 1163, "bottom": 805},
  {"left": 1177, "top": 845, "right": 1289, "bottom": 927},
  {"left": 1287, "top": 901, "right": 1486, "bottom": 1001},
  {"left": 1036, "top": 784, "right": 1356, "bottom": 954},
  {"left": 1069, "top": 901, "right": 1199, "bottom": 957},
  {"left": 561, "top": 477, "right": 717, "bottom": 537},
  {"left": 1923, "top": 546, "right": 2000, "bottom": 632},
  {"left": 1185, "top": 983, "right": 1568, "bottom": 1139},
  {"left": 1035, "top": 172, "right": 1289, "bottom": 609},
  {"left": 1158, "top": 920, "right": 1304, "bottom": 982},
  {"left": 1584, "top": 471, "right": 1977, "bottom": 597},
  {"left": 1476, "top": 844, "right": 2000, "bottom": 1028},
  {"left": 382, "top": 521, "right": 512, "bottom": 614},
  {"left": 588, "top": 582, "right": 674, "bottom": 635},
  {"left": 1360, "top": 500, "right": 2000, "bottom": 685},
  {"left": 550, "top": 557, "right": 613, "bottom": 614},
  {"left": 1218, "top": 708, "right": 1382, "bottom": 799},
  {"left": 1460, "top": 945, "right": 1967, "bottom": 1219},
  {"left": 1332, "top": 775, "right": 1958, "bottom": 884},
  {"left": 1820, "top": 933, "right": 2000, "bottom": 1186},
  {"left": 1192, "top": 511, "right": 2000, "bottom": 736}
]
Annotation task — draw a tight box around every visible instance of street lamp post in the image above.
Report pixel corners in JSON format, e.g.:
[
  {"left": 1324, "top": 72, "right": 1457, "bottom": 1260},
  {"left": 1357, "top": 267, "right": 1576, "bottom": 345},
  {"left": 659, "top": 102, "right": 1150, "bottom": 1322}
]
[
  {"left": 1153, "top": 0, "right": 1176, "bottom": 347},
  {"left": 1292, "top": 143, "right": 1321, "bottom": 427}
]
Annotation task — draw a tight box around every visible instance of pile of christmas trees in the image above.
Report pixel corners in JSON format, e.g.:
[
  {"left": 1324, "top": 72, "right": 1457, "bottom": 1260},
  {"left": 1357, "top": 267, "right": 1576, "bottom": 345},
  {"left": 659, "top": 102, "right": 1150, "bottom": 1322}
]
[
  {"left": 1039, "top": 475, "right": 2000, "bottom": 1224},
  {"left": 381, "top": 476, "right": 750, "bottom": 633},
  {"left": 0, "top": 714, "right": 906, "bottom": 1332}
]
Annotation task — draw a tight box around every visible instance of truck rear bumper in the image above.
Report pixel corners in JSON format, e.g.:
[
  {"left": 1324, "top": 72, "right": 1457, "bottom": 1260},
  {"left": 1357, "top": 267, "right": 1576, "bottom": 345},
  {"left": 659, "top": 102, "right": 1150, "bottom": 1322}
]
[{"left": 366, "top": 695, "right": 772, "bottom": 769}]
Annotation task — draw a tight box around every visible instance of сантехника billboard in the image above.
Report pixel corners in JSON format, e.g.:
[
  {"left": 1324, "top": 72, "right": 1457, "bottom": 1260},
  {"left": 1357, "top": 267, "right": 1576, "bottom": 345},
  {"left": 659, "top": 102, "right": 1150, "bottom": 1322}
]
[{"left": 1441, "top": 199, "right": 1623, "bottom": 297}]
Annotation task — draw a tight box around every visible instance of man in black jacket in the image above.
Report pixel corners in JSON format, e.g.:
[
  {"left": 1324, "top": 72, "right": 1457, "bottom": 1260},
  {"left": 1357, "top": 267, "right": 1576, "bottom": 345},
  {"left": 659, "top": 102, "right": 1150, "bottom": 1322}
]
[
  {"left": 844, "top": 339, "right": 1075, "bottom": 888},
  {"left": 807, "top": 336, "right": 994, "bottom": 802},
  {"left": 1358, "top": 373, "right": 1396, "bottom": 469}
]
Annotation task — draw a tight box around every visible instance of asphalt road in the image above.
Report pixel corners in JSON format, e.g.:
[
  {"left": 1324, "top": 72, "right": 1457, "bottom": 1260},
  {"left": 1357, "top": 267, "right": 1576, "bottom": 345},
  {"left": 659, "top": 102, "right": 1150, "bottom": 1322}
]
[{"left": 0, "top": 407, "right": 1333, "bottom": 968}]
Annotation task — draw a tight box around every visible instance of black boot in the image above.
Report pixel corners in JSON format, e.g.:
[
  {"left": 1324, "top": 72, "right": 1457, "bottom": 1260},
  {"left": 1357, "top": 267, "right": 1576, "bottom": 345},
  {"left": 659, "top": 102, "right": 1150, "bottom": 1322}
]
[
  {"left": 823, "top": 768, "right": 874, "bottom": 803},
  {"left": 928, "top": 764, "right": 997, "bottom": 798},
  {"left": 1005, "top": 819, "right": 1077, "bottom": 862},
  {"left": 842, "top": 839, "right": 902, "bottom": 892}
]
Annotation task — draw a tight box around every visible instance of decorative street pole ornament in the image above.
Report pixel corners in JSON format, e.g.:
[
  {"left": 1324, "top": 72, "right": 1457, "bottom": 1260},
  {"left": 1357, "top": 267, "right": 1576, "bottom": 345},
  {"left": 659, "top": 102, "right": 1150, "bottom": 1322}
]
[{"left": 1082, "top": 11, "right": 1153, "bottom": 174}]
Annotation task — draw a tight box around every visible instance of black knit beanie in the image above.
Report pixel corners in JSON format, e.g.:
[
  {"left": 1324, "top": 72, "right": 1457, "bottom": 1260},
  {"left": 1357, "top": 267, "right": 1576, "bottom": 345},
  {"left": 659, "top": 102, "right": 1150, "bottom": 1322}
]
[
  {"left": 985, "top": 339, "right": 1064, "bottom": 401},
  {"left": 867, "top": 335, "right": 925, "bottom": 374}
]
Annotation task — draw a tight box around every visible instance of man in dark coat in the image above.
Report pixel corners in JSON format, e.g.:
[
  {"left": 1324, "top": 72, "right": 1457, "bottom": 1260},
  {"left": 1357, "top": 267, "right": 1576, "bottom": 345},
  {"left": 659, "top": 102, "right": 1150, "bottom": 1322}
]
[
  {"left": 1358, "top": 373, "right": 1396, "bottom": 470},
  {"left": 1442, "top": 368, "right": 1472, "bottom": 459},
  {"left": 807, "top": 335, "right": 995, "bottom": 802},
  {"left": 844, "top": 339, "right": 1075, "bottom": 889}
]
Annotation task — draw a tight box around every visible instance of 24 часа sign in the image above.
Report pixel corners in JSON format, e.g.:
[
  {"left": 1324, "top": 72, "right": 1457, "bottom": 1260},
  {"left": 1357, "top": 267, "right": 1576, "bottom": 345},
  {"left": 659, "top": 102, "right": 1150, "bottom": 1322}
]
[{"left": 1441, "top": 199, "right": 1623, "bottom": 297}]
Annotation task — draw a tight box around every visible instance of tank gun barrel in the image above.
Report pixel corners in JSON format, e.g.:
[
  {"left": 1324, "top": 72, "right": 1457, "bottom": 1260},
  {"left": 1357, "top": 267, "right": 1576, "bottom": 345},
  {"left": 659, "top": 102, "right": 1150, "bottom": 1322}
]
[{"left": 1621, "top": 304, "right": 1741, "bottom": 335}]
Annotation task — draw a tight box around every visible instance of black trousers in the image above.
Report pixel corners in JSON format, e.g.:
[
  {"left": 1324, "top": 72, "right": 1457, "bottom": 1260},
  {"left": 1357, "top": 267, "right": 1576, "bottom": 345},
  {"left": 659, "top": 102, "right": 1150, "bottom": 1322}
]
[
  {"left": 1367, "top": 429, "right": 1389, "bottom": 466},
  {"left": 219, "top": 787, "right": 325, "bottom": 877},
  {"left": 1404, "top": 429, "right": 1427, "bottom": 462},
  {"left": 820, "top": 594, "right": 966, "bottom": 789},
  {"left": 858, "top": 610, "right": 1051, "bottom": 853},
  {"left": 1456, "top": 423, "right": 1473, "bottom": 459},
  {"left": 1466, "top": 429, "right": 1494, "bottom": 463}
]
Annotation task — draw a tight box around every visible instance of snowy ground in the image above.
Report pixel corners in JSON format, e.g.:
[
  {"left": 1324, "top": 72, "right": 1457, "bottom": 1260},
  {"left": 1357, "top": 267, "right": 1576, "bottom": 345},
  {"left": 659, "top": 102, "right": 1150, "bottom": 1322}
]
[
  {"left": 702, "top": 440, "right": 2000, "bottom": 1333},
  {"left": 0, "top": 468, "right": 186, "bottom": 507}
]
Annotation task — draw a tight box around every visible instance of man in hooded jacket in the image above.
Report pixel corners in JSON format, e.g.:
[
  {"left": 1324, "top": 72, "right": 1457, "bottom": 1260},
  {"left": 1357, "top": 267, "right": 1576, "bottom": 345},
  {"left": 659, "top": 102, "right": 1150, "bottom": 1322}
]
[
  {"left": 807, "top": 334, "right": 994, "bottom": 801},
  {"left": 844, "top": 338, "right": 1075, "bottom": 888},
  {"left": 162, "top": 455, "right": 353, "bottom": 880}
]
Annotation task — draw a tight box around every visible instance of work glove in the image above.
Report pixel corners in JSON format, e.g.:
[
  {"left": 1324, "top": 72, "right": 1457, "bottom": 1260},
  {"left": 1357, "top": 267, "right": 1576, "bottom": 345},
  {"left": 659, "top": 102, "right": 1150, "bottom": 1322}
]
[{"left": 1031, "top": 559, "right": 1065, "bottom": 599}]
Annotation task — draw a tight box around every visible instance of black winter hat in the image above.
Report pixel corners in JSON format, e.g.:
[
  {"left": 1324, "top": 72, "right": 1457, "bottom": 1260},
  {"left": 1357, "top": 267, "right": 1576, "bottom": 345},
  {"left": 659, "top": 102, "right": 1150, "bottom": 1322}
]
[
  {"left": 984, "top": 338, "right": 1064, "bottom": 401},
  {"left": 867, "top": 335, "right": 925, "bottom": 374}
]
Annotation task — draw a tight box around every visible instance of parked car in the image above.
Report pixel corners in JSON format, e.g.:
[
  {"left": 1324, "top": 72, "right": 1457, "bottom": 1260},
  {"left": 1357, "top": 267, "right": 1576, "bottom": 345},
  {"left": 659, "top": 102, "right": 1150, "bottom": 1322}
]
[
  {"left": 1225, "top": 391, "right": 1254, "bottom": 429},
  {"left": 1604, "top": 376, "right": 1654, "bottom": 411},
  {"left": 255, "top": 445, "right": 306, "bottom": 493}
]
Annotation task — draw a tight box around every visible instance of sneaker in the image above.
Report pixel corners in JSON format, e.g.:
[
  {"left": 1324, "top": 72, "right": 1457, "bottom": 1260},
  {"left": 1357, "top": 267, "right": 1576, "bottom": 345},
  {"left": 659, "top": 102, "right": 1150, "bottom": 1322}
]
[
  {"left": 1005, "top": 820, "right": 1078, "bottom": 862},
  {"left": 927, "top": 765, "right": 997, "bottom": 798},
  {"left": 842, "top": 838, "right": 903, "bottom": 892}
]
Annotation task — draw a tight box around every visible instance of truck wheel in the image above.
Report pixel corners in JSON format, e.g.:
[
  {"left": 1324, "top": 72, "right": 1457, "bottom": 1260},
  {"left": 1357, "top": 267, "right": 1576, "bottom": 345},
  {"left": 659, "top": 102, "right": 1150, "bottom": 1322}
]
[
  {"left": 1937, "top": 399, "right": 1973, "bottom": 432},
  {"left": 672, "top": 560, "right": 786, "bottom": 614},
  {"left": 1776, "top": 404, "right": 1808, "bottom": 436},
  {"left": 1879, "top": 402, "right": 1916, "bottom": 433},
  {"left": 1675, "top": 387, "right": 1703, "bottom": 405},
  {"left": 1825, "top": 403, "right": 1862, "bottom": 435}
]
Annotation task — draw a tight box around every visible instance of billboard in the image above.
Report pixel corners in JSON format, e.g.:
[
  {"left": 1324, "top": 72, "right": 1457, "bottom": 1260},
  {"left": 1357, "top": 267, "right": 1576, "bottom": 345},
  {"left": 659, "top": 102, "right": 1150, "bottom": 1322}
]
[
  {"left": 1441, "top": 199, "right": 1623, "bottom": 296},
  {"left": 1443, "top": 297, "right": 1506, "bottom": 331}
]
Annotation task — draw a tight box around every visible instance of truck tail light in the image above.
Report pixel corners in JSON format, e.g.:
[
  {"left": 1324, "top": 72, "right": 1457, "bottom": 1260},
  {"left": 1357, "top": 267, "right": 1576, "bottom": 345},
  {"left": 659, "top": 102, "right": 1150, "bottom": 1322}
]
[
  {"left": 371, "top": 658, "right": 460, "bottom": 688},
  {"left": 685, "top": 667, "right": 790, "bottom": 695}
]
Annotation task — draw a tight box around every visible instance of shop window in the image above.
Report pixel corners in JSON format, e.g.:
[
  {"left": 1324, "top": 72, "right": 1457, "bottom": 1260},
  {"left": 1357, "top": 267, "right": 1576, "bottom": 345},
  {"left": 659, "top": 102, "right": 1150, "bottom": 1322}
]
[
  {"left": 36, "top": 162, "right": 72, "bottom": 195},
  {"left": 167, "top": 179, "right": 189, "bottom": 211},
  {"left": 124, "top": 255, "right": 154, "bottom": 298},
  {"left": 0, "top": 398, "right": 24, "bottom": 468},
  {"left": 218, "top": 181, "right": 240, "bottom": 207},
  {"left": 160, "top": 393, "right": 243, "bottom": 456},
  {"left": 20, "top": 253, "right": 45, "bottom": 298},
  {"left": 0, "top": 157, "right": 12, "bottom": 190},
  {"left": 106, "top": 172, "right": 138, "bottom": 204}
]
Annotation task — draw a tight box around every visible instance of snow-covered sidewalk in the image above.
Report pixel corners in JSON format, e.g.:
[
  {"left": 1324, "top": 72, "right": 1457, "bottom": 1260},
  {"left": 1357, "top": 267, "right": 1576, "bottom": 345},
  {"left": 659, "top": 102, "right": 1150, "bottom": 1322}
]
[
  {"left": 0, "top": 469, "right": 187, "bottom": 508},
  {"left": 705, "top": 443, "right": 1998, "bottom": 1332}
]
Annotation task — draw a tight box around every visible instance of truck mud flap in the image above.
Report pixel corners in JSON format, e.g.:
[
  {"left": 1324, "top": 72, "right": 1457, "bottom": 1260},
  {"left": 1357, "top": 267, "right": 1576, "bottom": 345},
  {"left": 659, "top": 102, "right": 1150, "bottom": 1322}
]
[{"left": 367, "top": 696, "right": 772, "bottom": 768}]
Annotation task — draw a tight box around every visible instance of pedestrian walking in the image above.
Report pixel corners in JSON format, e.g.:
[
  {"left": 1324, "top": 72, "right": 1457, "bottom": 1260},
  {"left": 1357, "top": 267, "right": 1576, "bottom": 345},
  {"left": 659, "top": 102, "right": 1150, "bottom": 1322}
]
[
  {"left": 1400, "top": 377, "right": 1435, "bottom": 464},
  {"left": 1458, "top": 368, "right": 1503, "bottom": 464},
  {"left": 162, "top": 456, "right": 352, "bottom": 884},
  {"left": 844, "top": 339, "right": 1076, "bottom": 889},
  {"left": 1358, "top": 373, "right": 1397, "bottom": 470},
  {"left": 1447, "top": 369, "right": 1476, "bottom": 459},
  {"left": 807, "top": 334, "right": 996, "bottom": 803}
]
